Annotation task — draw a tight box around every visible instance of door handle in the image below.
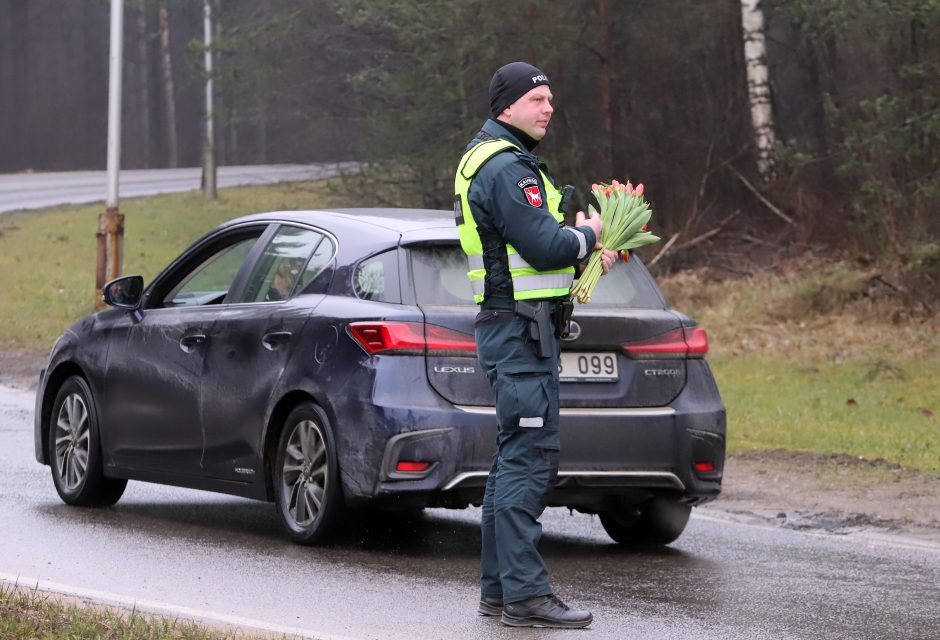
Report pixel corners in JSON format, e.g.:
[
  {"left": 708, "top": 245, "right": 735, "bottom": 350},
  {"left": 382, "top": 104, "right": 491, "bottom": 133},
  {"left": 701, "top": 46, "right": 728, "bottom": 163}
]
[
  {"left": 262, "top": 331, "right": 293, "bottom": 351},
  {"left": 179, "top": 334, "right": 207, "bottom": 352}
]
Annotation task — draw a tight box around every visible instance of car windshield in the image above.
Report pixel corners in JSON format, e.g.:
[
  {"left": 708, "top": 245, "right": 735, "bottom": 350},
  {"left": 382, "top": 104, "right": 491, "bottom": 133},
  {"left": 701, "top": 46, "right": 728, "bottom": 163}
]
[{"left": 408, "top": 244, "right": 666, "bottom": 309}]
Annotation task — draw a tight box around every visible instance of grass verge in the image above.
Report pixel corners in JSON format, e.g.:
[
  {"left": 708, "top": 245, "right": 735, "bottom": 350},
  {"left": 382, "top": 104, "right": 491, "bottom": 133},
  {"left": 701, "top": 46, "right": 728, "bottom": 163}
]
[
  {"left": 0, "top": 585, "right": 276, "bottom": 640},
  {"left": 712, "top": 355, "right": 938, "bottom": 472},
  {"left": 660, "top": 264, "right": 939, "bottom": 474},
  {"left": 0, "top": 186, "right": 936, "bottom": 473},
  {"left": 0, "top": 179, "right": 356, "bottom": 351}
]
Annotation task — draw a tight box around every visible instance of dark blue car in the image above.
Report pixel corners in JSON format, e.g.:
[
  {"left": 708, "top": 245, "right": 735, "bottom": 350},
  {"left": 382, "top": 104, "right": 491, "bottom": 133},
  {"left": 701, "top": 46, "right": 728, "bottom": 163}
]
[{"left": 35, "top": 209, "right": 726, "bottom": 545}]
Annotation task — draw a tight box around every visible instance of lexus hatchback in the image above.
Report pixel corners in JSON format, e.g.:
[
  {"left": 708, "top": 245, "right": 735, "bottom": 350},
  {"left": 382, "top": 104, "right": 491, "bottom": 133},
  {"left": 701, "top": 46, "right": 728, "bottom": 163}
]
[{"left": 35, "top": 208, "right": 725, "bottom": 545}]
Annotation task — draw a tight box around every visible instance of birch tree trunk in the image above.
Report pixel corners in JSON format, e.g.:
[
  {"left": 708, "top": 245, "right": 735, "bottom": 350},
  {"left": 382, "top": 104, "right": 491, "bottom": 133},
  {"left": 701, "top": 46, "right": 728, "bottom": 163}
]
[
  {"left": 158, "top": 3, "right": 179, "bottom": 168},
  {"left": 740, "top": 0, "right": 775, "bottom": 182}
]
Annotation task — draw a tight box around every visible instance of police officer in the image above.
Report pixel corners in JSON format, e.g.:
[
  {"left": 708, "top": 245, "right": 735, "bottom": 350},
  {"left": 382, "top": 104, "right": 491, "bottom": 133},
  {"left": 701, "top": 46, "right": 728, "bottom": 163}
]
[{"left": 454, "top": 62, "right": 616, "bottom": 628}]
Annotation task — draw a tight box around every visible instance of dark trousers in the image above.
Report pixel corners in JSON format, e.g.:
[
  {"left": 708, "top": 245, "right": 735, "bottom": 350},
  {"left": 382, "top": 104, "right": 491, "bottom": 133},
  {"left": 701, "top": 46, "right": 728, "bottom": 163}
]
[{"left": 475, "top": 310, "right": 560, "bottom": 604}]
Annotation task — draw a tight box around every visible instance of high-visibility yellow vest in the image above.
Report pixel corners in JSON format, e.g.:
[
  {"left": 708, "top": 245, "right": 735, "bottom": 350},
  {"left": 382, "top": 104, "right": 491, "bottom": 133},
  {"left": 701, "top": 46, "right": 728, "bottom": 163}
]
[{"left": 454, "top": 139, "right": 575, "bottom": 303}]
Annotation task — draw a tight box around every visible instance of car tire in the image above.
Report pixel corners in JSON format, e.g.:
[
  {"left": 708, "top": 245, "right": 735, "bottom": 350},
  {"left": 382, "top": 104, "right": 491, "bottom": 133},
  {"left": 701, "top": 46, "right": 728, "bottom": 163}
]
[
  {"left": 599, "top": 495, "right": 691, "bottom": 545},
  {"left": 48, "top": 376, "right": 127, "bottom": 507},
  {"left": 273, "top": 402, "right": 343, "bottom": 545}
]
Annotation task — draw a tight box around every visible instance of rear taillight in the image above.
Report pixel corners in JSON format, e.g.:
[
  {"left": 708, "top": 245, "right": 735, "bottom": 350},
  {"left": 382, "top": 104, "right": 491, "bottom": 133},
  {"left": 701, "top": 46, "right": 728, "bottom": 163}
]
[
  {"left": 348, "top": 321, "right": 477, "bottom": 355},
  {"left": 396, "top": 461, "right": 433, "bottom": 472},
  {"left": 621, "top": 327, "right": 709, "bottom": 359},
  {"left": 684, "top": 327, "right": 709, "bottom": 355}
]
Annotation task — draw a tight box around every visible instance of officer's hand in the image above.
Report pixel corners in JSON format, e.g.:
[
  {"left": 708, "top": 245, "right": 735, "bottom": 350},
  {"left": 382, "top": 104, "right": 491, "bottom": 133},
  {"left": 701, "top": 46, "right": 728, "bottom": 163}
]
[
  {"left": 575, "top": 209, "right": 603, "bottom": 241},
  {"left": 600, "top": 247, "right": 617, "bottom": 274}
]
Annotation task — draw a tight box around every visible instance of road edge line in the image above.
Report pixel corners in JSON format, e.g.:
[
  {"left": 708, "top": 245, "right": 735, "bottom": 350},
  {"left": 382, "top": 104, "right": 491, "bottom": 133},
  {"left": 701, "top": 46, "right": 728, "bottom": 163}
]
[{"left": 0, "top": 571, "right": 359, "bottom": 640}]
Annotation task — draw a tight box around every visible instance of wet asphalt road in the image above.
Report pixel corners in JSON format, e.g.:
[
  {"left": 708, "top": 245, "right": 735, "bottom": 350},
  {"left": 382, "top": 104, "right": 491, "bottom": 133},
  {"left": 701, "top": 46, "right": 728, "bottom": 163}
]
[{"left": 1, "top": 384, "right": 938, "bottom": 640}]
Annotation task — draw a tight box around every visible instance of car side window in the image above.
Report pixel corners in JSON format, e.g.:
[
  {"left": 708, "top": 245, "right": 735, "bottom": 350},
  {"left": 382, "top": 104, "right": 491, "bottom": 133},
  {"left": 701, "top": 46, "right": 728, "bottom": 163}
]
[
  {"left": 296, "top": 234, "right": 336, "bottom": 293},
  {"left": 354, "top": 250, "right": 401, "bottom": 303},
  {"left": 162, "top": 237, "right": 258, "bottom": 307},
  {"left": 238, "top": 225, "right": 328, "bottom": 303}
]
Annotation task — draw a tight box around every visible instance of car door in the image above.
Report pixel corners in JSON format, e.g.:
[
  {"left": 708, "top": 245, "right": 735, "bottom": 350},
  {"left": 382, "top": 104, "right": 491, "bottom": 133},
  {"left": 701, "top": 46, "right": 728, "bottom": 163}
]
[
  {"left": 101, "top": 224, "right": 270, "bottom": 476},
  {"left": 198, "top": 224, "right": 336, "bottom": 482}
]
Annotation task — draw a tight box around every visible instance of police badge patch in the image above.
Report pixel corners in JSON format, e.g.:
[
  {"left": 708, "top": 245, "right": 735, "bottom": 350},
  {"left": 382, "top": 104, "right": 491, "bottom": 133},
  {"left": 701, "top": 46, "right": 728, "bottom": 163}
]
[
  {"left": 517, "top": 177, "right": 542, "bottom": 207},
  {"left": 523, "top": 185, "right": 542, "bottom": 207}
]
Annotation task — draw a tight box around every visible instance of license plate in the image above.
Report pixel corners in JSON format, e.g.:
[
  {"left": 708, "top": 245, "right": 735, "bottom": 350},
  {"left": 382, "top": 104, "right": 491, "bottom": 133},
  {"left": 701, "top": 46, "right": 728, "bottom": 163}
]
[{"left": 559, "top": 352, "right": 619, "bottom": 382}]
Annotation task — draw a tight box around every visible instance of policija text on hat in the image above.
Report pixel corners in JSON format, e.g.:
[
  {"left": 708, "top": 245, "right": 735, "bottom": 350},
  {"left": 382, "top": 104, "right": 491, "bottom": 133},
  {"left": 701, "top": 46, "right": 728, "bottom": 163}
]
[{"left": 454, "top": 62, "right": 618, "bottom": 629}]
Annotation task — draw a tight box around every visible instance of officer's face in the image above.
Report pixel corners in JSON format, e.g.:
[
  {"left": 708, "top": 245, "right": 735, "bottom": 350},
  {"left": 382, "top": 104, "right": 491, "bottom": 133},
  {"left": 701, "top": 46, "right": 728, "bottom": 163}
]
[{"left": 500, "top": 85, "right": 554, "bottom": 140}]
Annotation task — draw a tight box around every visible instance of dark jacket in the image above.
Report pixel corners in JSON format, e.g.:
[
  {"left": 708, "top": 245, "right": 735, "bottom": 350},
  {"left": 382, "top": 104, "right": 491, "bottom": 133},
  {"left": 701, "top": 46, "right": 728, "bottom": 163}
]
[{"left": 466, "top": 119, "right": 596, "bottom": 309}]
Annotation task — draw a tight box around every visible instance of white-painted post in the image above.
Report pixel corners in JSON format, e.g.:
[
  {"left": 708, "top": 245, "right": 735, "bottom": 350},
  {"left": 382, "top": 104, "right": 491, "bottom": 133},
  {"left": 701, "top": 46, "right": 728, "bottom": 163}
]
[
  {"left": 106, "top": 0, "right": 123, "bottom": 208},
  {"left": 97, "top": 0, "right": 126, "bottom": 309}
]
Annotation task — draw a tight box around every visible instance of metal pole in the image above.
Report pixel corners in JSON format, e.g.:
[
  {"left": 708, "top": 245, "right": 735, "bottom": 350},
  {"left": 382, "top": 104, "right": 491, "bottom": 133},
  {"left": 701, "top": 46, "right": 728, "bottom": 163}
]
[
  {"left": 97, "top": 0, "right": 126, "bottom": 310},
  {"left": 203, "top": 0, "right": 217, "bottom": 199},
  {"left": 106, "top": 0, "right": 123, "bottom": 208}
]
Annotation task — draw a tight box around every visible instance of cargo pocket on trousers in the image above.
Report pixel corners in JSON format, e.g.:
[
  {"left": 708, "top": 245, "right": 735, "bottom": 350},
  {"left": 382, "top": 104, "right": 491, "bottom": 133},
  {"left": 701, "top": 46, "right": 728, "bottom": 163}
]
[
  {"left": 521, "top": 447, "right": 560, "bottom": 519},
  {"left": 496, "top": 372, "right": 552, "bottom": 432}
]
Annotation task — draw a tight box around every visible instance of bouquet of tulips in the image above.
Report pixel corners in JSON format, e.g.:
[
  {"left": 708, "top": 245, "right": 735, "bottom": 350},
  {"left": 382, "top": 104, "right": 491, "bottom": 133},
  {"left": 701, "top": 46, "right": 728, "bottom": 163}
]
[{"left": 569, "top": 180, "right": 660, "bottom": 304}]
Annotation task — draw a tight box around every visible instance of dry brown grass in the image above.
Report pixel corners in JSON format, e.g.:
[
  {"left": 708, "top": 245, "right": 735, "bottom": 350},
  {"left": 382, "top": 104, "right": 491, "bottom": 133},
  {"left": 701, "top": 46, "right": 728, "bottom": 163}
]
[{"left": 658, "top": 256, "right": 940, "bottom": 363}]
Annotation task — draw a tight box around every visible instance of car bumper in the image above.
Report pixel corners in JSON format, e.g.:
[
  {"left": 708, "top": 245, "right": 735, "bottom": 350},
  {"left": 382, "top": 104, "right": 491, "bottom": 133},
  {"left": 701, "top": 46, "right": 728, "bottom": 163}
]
[{"left": 368, "top": 403, "right": 725, "bottom": 511}]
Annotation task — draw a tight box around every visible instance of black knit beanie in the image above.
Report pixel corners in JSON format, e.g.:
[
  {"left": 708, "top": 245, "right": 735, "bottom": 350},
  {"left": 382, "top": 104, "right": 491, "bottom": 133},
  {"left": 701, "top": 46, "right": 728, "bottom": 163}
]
[{"left": 489, "top": 62, "right": 550, "bottom": 118}]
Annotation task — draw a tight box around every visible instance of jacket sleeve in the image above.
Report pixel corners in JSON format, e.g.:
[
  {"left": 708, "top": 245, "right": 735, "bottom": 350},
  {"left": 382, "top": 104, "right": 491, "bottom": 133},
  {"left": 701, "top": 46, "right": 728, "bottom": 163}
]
[{"left": 469, "top": 155, "right": 596, "bottom": 272}]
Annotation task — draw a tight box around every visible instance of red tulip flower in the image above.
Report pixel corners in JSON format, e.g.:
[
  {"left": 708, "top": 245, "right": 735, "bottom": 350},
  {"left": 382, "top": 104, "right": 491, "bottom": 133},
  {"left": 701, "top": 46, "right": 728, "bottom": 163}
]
[{"left": 574, "top": 176, "right": 659, "bottom": 303}]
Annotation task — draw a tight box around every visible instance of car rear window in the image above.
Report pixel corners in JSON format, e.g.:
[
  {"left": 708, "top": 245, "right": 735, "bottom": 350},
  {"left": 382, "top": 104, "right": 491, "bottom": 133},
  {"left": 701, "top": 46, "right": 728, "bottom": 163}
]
[{"left": 408, "top": 244, "right": 666, "bottom": 309}]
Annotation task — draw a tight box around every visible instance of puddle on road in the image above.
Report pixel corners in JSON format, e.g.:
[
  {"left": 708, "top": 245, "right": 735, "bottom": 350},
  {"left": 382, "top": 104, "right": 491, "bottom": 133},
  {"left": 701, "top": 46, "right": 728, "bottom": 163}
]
[
  {"left": 776, "top": 510, "right": 906, "bottom": 535},
  {"left": 0, "top": 385, "right": 36, "bottom": 424}
]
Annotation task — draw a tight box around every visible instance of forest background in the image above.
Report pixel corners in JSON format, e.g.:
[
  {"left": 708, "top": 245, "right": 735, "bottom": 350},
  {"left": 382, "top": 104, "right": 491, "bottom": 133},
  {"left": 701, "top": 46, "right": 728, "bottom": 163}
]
[{"left": 1, "top": 0, "right": 938, "bottom": 273}]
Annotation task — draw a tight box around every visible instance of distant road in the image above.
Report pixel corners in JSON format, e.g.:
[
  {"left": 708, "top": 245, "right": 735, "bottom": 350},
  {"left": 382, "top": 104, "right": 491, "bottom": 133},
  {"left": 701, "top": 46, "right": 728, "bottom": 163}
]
[{"left": 0, "top": 163, "right": 356, "bottom": 214}]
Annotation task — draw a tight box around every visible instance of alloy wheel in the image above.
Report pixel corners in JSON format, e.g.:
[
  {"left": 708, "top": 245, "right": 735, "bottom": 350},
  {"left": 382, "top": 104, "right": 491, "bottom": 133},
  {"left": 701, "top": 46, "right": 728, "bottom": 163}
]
[
  {"left": 53, "top": 392, "right": 90, "bottom": 491},
  {"left": 280, "top": 419, "right": 329, "bottom": 527}
]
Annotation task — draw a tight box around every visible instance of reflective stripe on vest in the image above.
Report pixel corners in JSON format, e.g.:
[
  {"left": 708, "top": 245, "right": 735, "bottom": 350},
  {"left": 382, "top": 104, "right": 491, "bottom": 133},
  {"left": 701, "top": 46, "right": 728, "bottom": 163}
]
[
  {"left": 468, "top": 252, "right": 542, "bottom": 271},
  {"left": 455, "top": 139, "right": 574, "bottom": 303},
  {"left": 470, "top": 272, "right": 578, "bottom": 299}
]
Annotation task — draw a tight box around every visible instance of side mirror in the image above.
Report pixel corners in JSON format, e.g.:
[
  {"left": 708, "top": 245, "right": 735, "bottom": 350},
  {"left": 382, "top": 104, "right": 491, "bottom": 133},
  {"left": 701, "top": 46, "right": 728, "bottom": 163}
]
[{"left": 102, "top": 275, "right": 144, "bottom": 310}]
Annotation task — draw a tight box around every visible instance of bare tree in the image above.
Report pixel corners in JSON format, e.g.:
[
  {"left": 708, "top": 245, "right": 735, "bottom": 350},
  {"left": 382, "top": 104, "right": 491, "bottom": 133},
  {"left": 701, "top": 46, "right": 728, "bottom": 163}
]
[
  {"left": 597, "top": 0, "right": 615, "bottom": 177},
  {"left": 740, "top": 0, "right": 775, "bottom": 182},
  {"left": 158, "top": 2, "right": 179, "bottom": 168},
  {"left": 213, "top": 2, "right": 226, "bottom": 165},
  {"left": 136, "top": 0, "right": 151, "bottom": 168},
  {"left": 202, "top": 0, "right": 216, "bottom": 199}
]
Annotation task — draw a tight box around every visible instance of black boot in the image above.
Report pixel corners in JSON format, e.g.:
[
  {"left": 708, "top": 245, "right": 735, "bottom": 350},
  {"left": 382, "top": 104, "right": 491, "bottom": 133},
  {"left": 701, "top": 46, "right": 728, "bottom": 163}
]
[
  {"left": 501, "top": 594, "right": 593, "bottom": 628},
  {"left": 478, "top": 594, "right": 504, "bottom": 616}
]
